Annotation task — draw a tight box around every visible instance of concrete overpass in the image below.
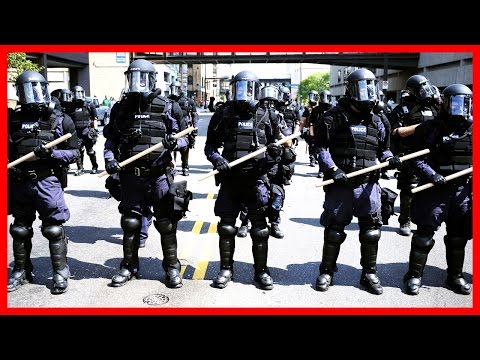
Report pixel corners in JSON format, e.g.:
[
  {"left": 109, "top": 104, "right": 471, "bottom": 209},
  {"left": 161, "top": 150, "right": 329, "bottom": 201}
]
[{"left": 133, "top": 52, "right": 420, "bottom": 70}]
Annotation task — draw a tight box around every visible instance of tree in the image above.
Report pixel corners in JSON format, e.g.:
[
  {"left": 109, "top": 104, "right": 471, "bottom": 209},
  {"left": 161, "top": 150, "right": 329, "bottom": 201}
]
[
  {"left": 7, "top": 52, "right": 44, "bottom": 82},
  {"left": 298, "top": 72, "right": 330, "bottom": 105}
]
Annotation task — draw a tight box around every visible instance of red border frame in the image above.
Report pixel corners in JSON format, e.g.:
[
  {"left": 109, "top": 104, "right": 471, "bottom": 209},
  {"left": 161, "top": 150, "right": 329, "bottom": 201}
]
[{"left": 1, "top": 44, "right": 478, "bottom": 316}]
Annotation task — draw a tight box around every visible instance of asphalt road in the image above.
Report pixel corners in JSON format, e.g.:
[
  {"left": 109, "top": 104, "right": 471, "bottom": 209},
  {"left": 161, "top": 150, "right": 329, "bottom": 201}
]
[{"left": 5, "top": 110, "right": 474, "bottom": 315}]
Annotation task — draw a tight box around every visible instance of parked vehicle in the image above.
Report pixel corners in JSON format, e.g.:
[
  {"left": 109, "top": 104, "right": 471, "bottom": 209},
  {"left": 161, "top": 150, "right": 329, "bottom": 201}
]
[{"left": 86, "top": 96, "right": 109, "bottom": 125}]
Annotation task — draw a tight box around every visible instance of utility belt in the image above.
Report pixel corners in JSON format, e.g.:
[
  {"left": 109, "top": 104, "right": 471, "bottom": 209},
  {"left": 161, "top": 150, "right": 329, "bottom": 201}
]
[
  {"left": 122, "top": 164, "right": 166, "bottom": 177},
  {"left": 10, "top": 168, "right": 56, "bottom": 182}
]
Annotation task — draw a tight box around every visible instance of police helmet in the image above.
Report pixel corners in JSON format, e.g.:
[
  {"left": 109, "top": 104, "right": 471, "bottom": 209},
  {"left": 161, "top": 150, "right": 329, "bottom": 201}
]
[
  {"left": 15, "top": 71, "right": 51, "bottom": 114},
  {"left": 406, "top": 74, "right": 436, "bottom": 101},
  {"left": 124, "top": 59, "right": 157, "bottom": 94},
  {"left": 72, "top": 85, "right": 86, "bottom": 102},
  {"left": 278, "top": 86, "right": 291, "bottom": 103},
  {"left": 442, "top": 84, "right": 472, "bottom": 125},
  {"left": 170, "top": 80, "right": 181, "bottom": 96},
  {"left": 345, "top": 68, "right": 378, "bottom": 112},
  {"left": 60, "top": 89, "right": 72, "bottom": 103},
  {"left": 259, "top": 85, "right": 280, "bottom": 102},
  {"left": 308, "top": 90, "right": 319, "bottom": 105},
  {"left": 319, "top": 90, "right": 332, "bottom": 104},
  {"left": 230, "top": 70, "right": 259, "bottom": 102}
]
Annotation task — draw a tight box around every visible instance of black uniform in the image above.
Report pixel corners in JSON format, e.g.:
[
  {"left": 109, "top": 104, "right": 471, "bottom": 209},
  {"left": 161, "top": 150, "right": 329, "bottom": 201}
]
[
  {"left": 403, "top": 83, "right": 472, "bottom": 296},
  {"left": 8, "top": 80, "right": 80, "bottom": 295}
]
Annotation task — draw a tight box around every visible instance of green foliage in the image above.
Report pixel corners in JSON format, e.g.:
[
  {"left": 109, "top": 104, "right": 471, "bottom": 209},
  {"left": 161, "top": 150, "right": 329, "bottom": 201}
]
[
  {"left": 7, "top": 52, "right": 44, "bottom": 82},
  {"left": 298, "top": 72, "right": 330, "bottom": 105}
]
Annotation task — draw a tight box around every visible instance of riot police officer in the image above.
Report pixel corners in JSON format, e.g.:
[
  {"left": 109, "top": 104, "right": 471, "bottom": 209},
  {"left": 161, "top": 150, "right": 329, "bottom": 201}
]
[
  {"left": 237, "top": 85, "right": 294, "bottom": 240},
  {"left": 104, "top": 59, "right": 189, "bottom": 288},
  {"left": 169, "top": 81, "right": 199, "bottom": 176},
  {"left": 204, "top": 70, "right": 284, "bottom": 290},
  {"left": 276, "top": 86, "right": 300, "bottom": 185},
  {"left": 403, "top": 84, "right": 472, "bottom": 295},
  {"left": 307, "top": 89, "right": 333, "bottom": 178},
  {"left": 300, "top": 89, "right": 319, "bottom": 167},
  {"left": 59, "top": 88, "right": 73, "bottom": 113},
  {"left": 389, "top": 74, "right": 440, "bottom": 236},
  {"left": 7, "top": 71, "right": 80, "bottom": 294},
  {"left": 66, "top": 85, "right": 99, "bottom": 175},
  {"left": 313, "top": 68, "right": 402, "bottom": 295}
]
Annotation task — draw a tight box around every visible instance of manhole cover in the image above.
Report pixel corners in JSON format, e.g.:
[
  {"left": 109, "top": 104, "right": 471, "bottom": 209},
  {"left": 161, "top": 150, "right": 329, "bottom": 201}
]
[{"left": 143, "top": 294, "right": 169, "bottom": 305}]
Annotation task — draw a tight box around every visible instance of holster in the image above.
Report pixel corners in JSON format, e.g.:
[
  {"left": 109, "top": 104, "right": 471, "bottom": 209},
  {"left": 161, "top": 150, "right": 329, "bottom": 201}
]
[{"left": 169, "top": 180, "right": 193, "bottom": 221}]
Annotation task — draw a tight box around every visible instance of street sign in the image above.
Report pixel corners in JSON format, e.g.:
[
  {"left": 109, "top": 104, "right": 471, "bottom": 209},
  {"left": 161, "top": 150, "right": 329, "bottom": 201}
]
[
  {"left": 382, "top": 80, "right": 389, "bottom": 90},
  {"left": 116, "top": 52, "right": 127, "bottom": 64}
]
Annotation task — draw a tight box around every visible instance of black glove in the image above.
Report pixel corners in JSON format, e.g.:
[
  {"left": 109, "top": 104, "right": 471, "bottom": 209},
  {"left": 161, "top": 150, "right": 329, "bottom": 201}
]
[
  {"left": 162, "top": 134, "right": 178, "bottom": 151},
  {"left": 328, "top": 167, "right": 348, "bottom": 184},
  {"left": 266, "top": 143, "right": 283, "bottom": 159},
  {"left": 387, "top": 156, "right": 402, "bottom": 170},
  {"left": 105, "top": 159, "right": 122, "bottom": 174},
  {"left": 430, "top": 173, "right": 447, "bottom": 185},
  {"left": 213, "top": 156, "right": 230, "bottom": 173},
  {"left": 33, "top": 142, "right": 53, "bottom": 159},
  {"left": 191, "top": 129, "right": 198, "bottom": 137}
]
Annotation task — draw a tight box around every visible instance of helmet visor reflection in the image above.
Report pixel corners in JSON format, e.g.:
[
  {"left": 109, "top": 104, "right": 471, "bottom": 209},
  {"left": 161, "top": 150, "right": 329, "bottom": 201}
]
[
  {"left": 233, "top": 80, "right": 255, "bottom": 101},
  {"left": 17, "top": 82, "right": 50, "bottom": 104},
  {"left": 354, "top": 79, "right": 377, "bottom": 101},
  {"left": 126, "top": 70, "right": 154, "bottom": 93},
  {"left": 449, "top": 95, "right": 472, "bottom": 117}
]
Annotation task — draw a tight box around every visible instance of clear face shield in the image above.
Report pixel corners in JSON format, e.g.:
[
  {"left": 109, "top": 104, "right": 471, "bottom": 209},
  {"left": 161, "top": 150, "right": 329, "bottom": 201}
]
[
  {"left": 17, "top": 81, "right": 51, "bottom": 105},
  {"left": 351, "top": 79, "right": 378, "bottom": 102},
  {"left": 448, "top": 94, "right": 472, "bottom": 120},
  {"left": 416, "top": 81, "right": 435, "bottom": 99},
  {"left": 73, "top": 89, "right": 85, "bottom": 101},
  {"left": 61, "top": 92, "right": 72, "bottom": 102},
  {"left": 308, "top": 92, "right": 319, "bottom": 103},
  {"left": 232, "top": 80, "right": 256, "bottom": 101},
  {"left": 319, "top": 92, "right": 332, "bottom": 104},
  {"left": 125, "top": 70, "right": 155, "bottom": 93},
  {"left": 260, "top": 86, "right": 279, "bottom": 101}
]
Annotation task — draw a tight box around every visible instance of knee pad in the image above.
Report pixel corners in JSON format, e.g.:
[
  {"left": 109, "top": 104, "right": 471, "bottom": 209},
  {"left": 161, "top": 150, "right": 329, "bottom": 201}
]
[
  {"left": 154, "top": 218, "right": 173, "bottom": 234},
  {"left": 218, "top": 222, "right": 237, "bottom": 237},
  {"left": 121, "top": 216, "right": 141, "bottom": 232},
  {"left": 41, "top": 225, "right": 64, "bottom": 241},
  {"left": 412, "top": 233, "right": 435, "bottom": 252},
  {"left": 325, "top": 225, "right": 347, "bottom": 245},
  {"left": 250, "top": 226, "right": 269, "bottom": 241},
  {"left": 9, "top": 224, "right": 33, "bottom": 240},
  {"left": 359, "top": 228, "right": 381, "bottom": 244}
]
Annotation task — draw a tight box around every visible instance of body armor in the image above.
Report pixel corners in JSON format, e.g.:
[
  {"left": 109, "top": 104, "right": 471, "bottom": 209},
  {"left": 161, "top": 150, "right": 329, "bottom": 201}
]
[
  {"left": 69, "top": 105, "right": 91, "bottom": 130},
  {"left": 328, "top": 107, "right": 380, "bottom": 172},
  {"left": 9, "top": 108, "right": 58, "bottom": 167}
]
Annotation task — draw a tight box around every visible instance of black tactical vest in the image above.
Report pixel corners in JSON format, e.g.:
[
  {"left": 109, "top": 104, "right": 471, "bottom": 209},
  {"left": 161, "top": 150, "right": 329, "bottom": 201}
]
[
  {"left": 328, "top": 108, "right": 380, "bottom": 172},
  {"left": 437, "top": 130, "right": 472, "bottom": 174},
  {"left": 400, "top": 103, "right": 438, "bottom": 151},
  {"left": 221, "top": 105, "right": 268, "bottom": 170},
  {"left": 9, "top": 108, "right": 59, "bottom": 166},
  {"left": 69, "top": 105, "right": 91, "bottom": 130},
  {"left": 177, "top": 96, "right": 191, "bottom": 119},
  {"left": 116, "top": 98, "right": 170, "bottom": 163}
]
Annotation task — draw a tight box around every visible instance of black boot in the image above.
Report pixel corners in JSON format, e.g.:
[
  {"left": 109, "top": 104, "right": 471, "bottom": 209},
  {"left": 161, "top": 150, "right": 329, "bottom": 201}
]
[
  {"left": 112, "top": 216, "right": 141, "bottom": 287},
  {"left": 89, "top": 153, "right": 98, "bottom": 174},
  {"left": 182, "top": 167, "right": 189, "bottom": 176},
  {"left": 112, "top": 260, "right": 139, "bottom": 287},
  {"left": 213, "top": 222, "right": 236, "bottom": 289},
  {"left": 444, "top": 235, "right": 471, "bottom": 295},
  {"left": 237, "top": 225, "right": 248, "bottom": 238},
  {"left": 269, "top": 223, "right": 284, "bottom": 239},
  {"left": 162, "top": 260, "right": 183, "bottom": 288},
  {"left": 44, "top": 225, "right": 70, "bottom": 294},
  {"left": 8, "top": 224, "right": 34, "bottom": 292},
  {"left": 404, "top": 232, "right": 435, "bottom": 295},
  {"left": 251, "top": 226, "right": 273, "bottom": 290},
  {"left": 51, "top": 265, "right": 70, "bottom": 294},
  {"left": 156, "top": 218, "right": 183, "bottom": 288},
  {"left": 360, "top": 270, "right": 383, "bottom": 295},
  {"left": 316, "top": 226, "right": 346, "bottom": 292}
]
